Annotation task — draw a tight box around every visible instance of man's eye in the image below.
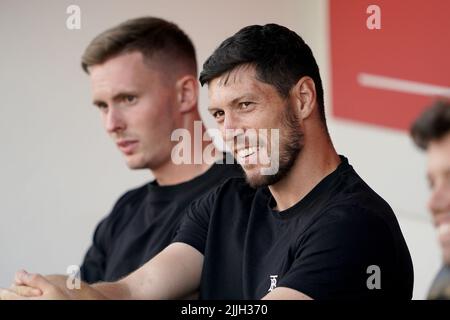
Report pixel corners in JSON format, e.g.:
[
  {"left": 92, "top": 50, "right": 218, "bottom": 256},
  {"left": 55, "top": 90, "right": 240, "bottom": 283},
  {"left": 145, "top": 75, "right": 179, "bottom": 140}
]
[
  {"left": 213, "top": 110, "right": 224, "bottom": 119},
  {"left": 124, "top": 95, "right": 136, "bottom": 103},
  {"left": 239, "top": 102, "right": 252, "bottom": 109},
  {"left": 96, "top": 103, "right": 108, "bottom": 110}
]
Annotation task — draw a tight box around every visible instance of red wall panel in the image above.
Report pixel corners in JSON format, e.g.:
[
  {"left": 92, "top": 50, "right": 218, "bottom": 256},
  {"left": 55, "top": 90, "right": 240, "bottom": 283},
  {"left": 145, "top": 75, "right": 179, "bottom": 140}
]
[{"left": 330, "top": 0, "right": 450, "bottom": 131}]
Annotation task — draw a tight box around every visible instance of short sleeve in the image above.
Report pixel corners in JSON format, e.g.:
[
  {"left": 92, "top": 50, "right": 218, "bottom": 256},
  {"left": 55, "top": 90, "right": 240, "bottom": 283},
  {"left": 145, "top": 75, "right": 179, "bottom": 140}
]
[
  {"left": 172, "top": 186, "right": 219, "bottom": 255},
  {"left": 80, "top": 217, "right": 110, "bottom": 284},
  {"left": 79, "top": 188, "right": 136, "bottom": 283}
]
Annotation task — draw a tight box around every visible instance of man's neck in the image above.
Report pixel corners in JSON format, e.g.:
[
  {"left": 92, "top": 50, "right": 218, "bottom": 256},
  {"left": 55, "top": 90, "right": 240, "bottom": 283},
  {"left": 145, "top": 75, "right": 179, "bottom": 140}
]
[
  {"left": 268, "top": 137, "right": 341, "bottom": 212},
  {"left": 152, "top": 161, "right": 213, "bottom": 186},
  {"left": 151, "top": 119, "right": 221, "bottom": 186}
]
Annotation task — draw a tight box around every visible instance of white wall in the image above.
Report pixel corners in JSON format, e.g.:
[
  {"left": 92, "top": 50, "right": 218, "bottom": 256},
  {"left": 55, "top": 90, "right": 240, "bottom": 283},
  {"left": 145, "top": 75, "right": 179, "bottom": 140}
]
[{"left": 0, "top": 0, "right": 440, "bottom": 299}]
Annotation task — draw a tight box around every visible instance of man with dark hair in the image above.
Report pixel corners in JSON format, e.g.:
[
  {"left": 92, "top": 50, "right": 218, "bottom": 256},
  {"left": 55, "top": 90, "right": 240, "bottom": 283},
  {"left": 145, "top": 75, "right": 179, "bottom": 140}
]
[
  {"left": 1, "top": 23, "right": 413, "bottom": 300},
  {"left": 410, "top": 100, "right": 450, "bottom": 299}
]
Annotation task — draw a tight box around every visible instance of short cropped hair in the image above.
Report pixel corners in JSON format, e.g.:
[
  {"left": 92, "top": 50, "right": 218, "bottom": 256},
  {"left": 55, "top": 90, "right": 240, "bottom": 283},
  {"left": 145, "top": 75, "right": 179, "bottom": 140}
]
[
  {"left": 410, "top": 100, "right": 450, "bottom": 150},
  {"left": 81, "top": 17, "right": 197, "bottom": 74},
  {"left": 199, "top": 23, "right": 326, "bottom": 124}
]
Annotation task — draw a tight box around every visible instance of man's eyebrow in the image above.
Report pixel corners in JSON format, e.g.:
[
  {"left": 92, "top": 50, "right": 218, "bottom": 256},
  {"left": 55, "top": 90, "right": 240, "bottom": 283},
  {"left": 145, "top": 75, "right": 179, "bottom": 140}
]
[
  {"left": 207, "top": 106, "right": 220, "bottom": 112},
  {"left": 92, "top": 91, "right": 138, "bottom": 106},
  {"left": 111, "top": 91, "right": 137, "bottom": 101},
  {"left": 230, "top": 94, "right": 259, "bottom": 105},
  {"left": 207, "top": 94, "right": 259, "bottom": 111},
  {"left": 92, "top": 99, "right": 105, "bottom": 106}
]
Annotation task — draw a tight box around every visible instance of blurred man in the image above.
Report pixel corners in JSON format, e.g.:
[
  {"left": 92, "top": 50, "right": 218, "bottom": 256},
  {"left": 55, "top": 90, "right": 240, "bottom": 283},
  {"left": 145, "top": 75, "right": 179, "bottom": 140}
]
[
  {"left": 410, "top": 100, "right": 450, "bottom": 299},
  {"left": 10, "top": 17, "right": 242, "bottom": 292},
  {"left": 79, "top": 17, "right": 241, "bottom": 283},
  {"left": 1, "top": 23, "right": 412, "bottom": 300}
]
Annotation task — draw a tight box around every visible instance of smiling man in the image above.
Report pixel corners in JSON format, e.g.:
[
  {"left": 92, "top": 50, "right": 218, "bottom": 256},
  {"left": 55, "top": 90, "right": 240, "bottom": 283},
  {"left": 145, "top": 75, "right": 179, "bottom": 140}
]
[
  {"left": 1, "top": 23, "right": 413, "bottom": 300},
  {"left": 410, "top": 100, "right": 450, "bottom": 299}
]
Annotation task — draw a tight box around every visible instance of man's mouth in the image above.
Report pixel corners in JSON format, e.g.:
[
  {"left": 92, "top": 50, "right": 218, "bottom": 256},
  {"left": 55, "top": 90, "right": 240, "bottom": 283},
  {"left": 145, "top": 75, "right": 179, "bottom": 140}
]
[
  {"left": 117, "top": 140, "right": 138, "bottom": 155},
  {"left": 235, "top": 146, "right": 262, "bottom": 166},
  {"left": 236, "top": 147, "right": 258, "bottom": 159}
]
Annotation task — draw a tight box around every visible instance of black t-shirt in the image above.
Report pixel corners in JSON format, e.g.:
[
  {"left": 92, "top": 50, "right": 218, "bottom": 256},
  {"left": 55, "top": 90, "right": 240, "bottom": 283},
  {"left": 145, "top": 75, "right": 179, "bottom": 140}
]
[
  {"left": 174, "top": 156, "right": 414, "bottom": 299},
  {"left": 80, "top": 156, "right": 243, "bottom": 283}
]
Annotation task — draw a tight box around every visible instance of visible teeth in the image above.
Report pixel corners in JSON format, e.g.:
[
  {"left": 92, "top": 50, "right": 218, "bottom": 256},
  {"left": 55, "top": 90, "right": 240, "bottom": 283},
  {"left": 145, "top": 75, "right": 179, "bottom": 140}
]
[{"left": 237, "top": 147, "right": 257, "bottom": 158}]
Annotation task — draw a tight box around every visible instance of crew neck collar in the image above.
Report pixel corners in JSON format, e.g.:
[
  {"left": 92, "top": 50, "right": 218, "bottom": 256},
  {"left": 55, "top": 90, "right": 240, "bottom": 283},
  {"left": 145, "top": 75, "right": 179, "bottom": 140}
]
[{"left": 267, "top": 155, "right": 351, "bottom": 220}]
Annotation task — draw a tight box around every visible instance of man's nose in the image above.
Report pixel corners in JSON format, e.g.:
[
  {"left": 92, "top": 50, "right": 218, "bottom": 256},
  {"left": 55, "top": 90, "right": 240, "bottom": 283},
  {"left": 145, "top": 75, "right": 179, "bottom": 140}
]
[
  {"left": 105, "top": 107, "right": 125, "bottom": 134},
  {"left": 222, "top": 112, "right": 243, "bottom": 142}
]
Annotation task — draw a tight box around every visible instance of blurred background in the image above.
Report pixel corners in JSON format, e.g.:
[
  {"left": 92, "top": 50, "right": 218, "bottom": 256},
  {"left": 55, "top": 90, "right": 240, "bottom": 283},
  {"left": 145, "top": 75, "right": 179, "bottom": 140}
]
[{"left": 0, "top": 0, "right": 449, "bottom": 299}]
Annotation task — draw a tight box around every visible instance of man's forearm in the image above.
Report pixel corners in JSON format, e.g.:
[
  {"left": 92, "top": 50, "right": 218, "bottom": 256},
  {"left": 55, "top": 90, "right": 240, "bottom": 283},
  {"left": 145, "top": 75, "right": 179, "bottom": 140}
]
[
  {"left": 46, "top": 274, "right": 129, "bottom": 300},
  {"left": 91, "top": 280, "right": 131, "bottom": 300}
]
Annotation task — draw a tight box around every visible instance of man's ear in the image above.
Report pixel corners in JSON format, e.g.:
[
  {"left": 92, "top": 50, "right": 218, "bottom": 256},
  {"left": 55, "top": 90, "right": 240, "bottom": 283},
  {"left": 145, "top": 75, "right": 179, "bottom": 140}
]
[
  {"left": 291, "top": 76, "right": 317, "bottom": 120},
  {"left": 175, "top": 75, "right": 199, "bottom": 114}
]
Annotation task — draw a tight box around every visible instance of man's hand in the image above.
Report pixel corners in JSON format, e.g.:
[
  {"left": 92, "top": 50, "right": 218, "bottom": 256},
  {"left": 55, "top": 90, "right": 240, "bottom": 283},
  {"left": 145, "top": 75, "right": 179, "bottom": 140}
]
[
  {"left": 1, "top": 243, "right": 202, "bottom": 300},
  {"left": 1, "top": 270, "right": 108, "bottom": 300},
  {"left": 0, "top": 270, "right": 69, "bottom": 300}
]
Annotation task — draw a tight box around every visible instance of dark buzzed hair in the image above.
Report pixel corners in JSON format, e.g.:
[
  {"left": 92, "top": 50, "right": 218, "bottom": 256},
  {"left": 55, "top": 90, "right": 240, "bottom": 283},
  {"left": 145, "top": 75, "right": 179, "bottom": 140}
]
[
  {"left": 410, "top": 100, "right": 450, "bottom": 150},
  {"left": 81, "top": 17, "right": 197, "bottom": 74},
  {"left": 199, "top": 23, "right": 326, "bottom": 125}
]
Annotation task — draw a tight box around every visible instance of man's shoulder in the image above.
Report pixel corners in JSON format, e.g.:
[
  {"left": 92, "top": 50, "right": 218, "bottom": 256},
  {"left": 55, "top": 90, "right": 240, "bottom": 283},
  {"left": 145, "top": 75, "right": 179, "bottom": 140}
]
[
  {"left": 328, "top": 161, "right": 396, "bottom": 222},
  {"left": 305, "top": 196, "right": 402, "bottom": 252},
  {"left": 317, "top": 176, "right": 396, "bottom": 229},
  {"left": 114, "top": 182, "right": 150, "bottom": 209},
  {"left": 317, "top": 202, "right": 392, "bottom": 229},
  {"left": 88, "top": 182, "right": 151, "bottom": 244},
  {"left": 304, "top": 164, "right": 398, "bottom": 236},
  {"left": 101, "top": 182, "right": 151, "bottom": 224}
]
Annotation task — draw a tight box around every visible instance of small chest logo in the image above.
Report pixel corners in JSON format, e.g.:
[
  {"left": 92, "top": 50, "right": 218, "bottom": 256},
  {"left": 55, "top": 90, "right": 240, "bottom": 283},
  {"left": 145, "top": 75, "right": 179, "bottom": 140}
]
[{"left": 268, "top": 275, "right": 278, "bottom": 292}]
